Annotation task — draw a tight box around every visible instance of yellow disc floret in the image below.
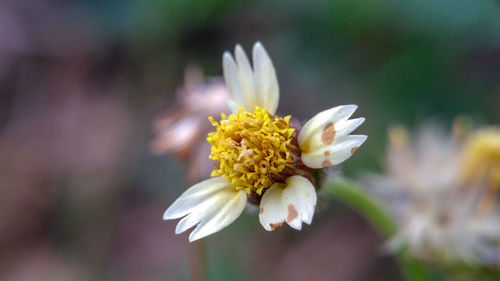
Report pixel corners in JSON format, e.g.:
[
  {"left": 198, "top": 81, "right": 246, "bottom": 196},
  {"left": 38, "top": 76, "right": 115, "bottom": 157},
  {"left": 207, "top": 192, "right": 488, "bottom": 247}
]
[
  {"left": 461, "top": 127, "right": 500, "bottom": 188},
  {"left": 207, "top": 107, "right": 295, "bottom": 195}
]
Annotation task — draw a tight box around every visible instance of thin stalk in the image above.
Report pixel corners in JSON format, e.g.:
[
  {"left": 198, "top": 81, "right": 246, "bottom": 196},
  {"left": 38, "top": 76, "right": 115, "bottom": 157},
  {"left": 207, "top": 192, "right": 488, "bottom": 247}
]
[{"left": 188, "top": 241, "right": 207, "bottom": 281}]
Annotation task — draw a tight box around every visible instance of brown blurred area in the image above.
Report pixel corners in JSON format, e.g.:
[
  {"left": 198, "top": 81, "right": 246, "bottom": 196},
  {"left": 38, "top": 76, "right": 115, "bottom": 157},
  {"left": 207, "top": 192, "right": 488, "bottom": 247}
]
[
  {"left": 0, "top": 0, "right": 186, "bottom": 279},
  {"left": 1, "top": 0, "right": 499, "bottom": 280}
]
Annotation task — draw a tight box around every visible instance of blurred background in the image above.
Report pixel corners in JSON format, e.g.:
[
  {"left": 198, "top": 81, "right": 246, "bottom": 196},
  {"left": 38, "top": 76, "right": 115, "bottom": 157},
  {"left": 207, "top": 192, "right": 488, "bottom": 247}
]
[{"left": 1, "top": 0, "right": 499, "bottom": 280}]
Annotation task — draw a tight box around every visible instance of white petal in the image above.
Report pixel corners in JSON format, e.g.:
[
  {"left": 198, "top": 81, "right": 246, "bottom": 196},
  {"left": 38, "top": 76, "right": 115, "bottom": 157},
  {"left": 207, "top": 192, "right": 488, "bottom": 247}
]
[
  {"left": 223, "top": 52, "right": 246, "bottom": 110},
  {"left": 252, "top": 42, "right": 279, "bottom": 115},
  {"left": 221, "top": 42, "right": 279, "bottom": 115},
  {"left": 298, "top": 105, "right": 358, "bottom": 145},
  {"left": 235, "top": 44, "right": 257, "bottom": 110},
  {"left": 335, "top": 117, "right": 365, "bottom": 138},
  {"left": 301, "top": 135, "right": 367, "bottom": 168},
  {"left": 225, "top": 99, "right": 240, "bottom": 114},
  {"left": 259, "top": 175, "right": 317, "bottom": 231},
  {"left": 298, "top": 105, "right": 366, "bottom": 169},
  {"left": 163, "top": 177, "right": 247, "bottom": 242}
]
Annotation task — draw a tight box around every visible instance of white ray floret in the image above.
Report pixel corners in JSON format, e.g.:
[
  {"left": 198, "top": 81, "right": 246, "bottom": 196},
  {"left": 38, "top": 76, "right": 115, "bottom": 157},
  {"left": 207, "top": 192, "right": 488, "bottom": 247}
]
[
  {"left": 222, "top": 42, "right": 279, "bottom": 115},
  {"left": 163, "top": 177, "right": 247, "bottom": 242},
  {"left": 298, "top": 105, "right": 367, "bottom": 169},
  {"left": 259, "top": 175, "right": 317, "bottom": 231}
]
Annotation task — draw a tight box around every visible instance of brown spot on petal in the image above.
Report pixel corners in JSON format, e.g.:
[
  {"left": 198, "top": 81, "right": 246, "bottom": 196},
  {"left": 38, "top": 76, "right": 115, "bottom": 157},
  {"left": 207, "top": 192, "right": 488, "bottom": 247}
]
[
  {"left": 259, "top": 207, "right": 264, "bottom": 214},
  {"left": 324, "top": 150, "right": 331, "bottom": 157},
  {"left": 321, "top": 123, "right": 336, "bottom": 145},
  {"left": 321, "top": 160, "right": 333, "bottom": 167},
  {"left": 286, "top": 204, "right": 298, "bottom": 222},
  {"left": 270, "top": 221, "right": 284, "bottom": 230},
  {"left": 351, "top": 146, "right": 359, "bottom": 154}
]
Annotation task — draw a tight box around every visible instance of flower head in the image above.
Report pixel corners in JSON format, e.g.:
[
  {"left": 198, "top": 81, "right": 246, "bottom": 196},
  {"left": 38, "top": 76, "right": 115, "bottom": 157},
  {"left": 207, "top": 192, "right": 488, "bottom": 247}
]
[
  {"left": 207, "top": 107, "right": 295, "bottom": 195},
  {"left": 365, "top": 124, "right": 500, "bottom": 265},
  {"left": 151, "top": 67, "right": 230, "bottom": 160},
  {"left": 151, "top": 67, "right": 230, "bottom": 181},
  {"left": 163, "top": 42, "right": 366, "bottom": 241}
]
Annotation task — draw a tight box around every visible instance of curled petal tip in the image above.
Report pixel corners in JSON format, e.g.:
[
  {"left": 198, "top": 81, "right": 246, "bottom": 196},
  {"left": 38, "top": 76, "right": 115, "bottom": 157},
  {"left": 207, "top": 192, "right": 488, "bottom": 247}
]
[
  {"left": 222, "top": 51, "right": 233, "bottom": 62},
  {"left": 253, "top": 40, "right": 263, "bottom": 48},
  {"left": 235, "top": 44, "right": 244, "bottom": 53}
]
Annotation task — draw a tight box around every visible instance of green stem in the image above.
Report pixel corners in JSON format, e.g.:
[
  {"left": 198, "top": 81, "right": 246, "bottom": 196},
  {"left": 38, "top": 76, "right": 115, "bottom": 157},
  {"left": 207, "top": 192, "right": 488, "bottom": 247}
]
[
  {"left": 326, "top": 179, "right": 396, "bottom": 237},
  {"left": 325, "top": 179, "right": 429, "bottom": 281}
]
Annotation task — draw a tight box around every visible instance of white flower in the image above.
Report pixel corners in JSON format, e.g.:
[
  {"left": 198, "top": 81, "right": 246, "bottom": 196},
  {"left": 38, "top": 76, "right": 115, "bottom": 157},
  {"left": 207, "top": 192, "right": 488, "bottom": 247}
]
[
  {"left": 163, "top": 42, "right": 366, "bottom": 242},
  {"left": 365, "top": 125, "right": 500, "bottom": 265},
  {"left": 151, "top": 67, "right": 230, "bottom": 159}
]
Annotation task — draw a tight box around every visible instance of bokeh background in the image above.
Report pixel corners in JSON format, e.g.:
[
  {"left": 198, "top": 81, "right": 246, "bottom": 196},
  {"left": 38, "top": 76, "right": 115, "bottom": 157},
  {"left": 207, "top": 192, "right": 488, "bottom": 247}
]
[{"left": 1, "top": 0, "right": 499, "bottom": 280}]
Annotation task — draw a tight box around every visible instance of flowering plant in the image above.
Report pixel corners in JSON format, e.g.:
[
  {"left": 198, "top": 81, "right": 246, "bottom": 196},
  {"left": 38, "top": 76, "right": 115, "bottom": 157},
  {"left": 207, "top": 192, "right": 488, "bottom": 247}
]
[{"left": 163, "top": 42, "right": 366, "bottom": 241}]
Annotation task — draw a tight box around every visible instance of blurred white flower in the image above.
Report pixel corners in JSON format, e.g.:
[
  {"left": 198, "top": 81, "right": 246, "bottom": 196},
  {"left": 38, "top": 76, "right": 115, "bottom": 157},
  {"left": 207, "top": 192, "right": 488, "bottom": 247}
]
[
  {"left": 151, "top": 67, "right": 231, "bottom": 181},
  {"left": 151, "top": 66, "right": 230, "bottom": 159},
  {"left": 364, "top": 124, "right": 500, "bottom": 265},
  {"left": 163, "top": 42, "right": 367, "bottom": 241}
]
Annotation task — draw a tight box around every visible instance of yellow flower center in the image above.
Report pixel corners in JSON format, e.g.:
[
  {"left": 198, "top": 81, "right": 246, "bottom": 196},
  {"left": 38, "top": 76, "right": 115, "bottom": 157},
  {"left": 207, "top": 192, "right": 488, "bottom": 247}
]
[
  {"left": 461, "top": 127, "right": 500, "bottom": 188},
  {"left": 207, "top": 107, "right": 295, "bottom": 195}
]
